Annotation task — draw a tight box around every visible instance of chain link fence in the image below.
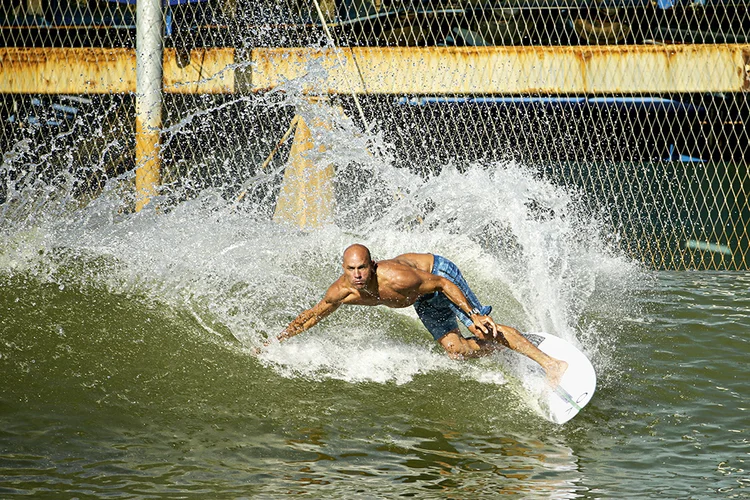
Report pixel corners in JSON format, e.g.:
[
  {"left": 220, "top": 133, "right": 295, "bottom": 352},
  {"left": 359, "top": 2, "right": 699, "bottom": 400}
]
[{"left": 1, "top": 0, "right": 749, "bottom": 268}]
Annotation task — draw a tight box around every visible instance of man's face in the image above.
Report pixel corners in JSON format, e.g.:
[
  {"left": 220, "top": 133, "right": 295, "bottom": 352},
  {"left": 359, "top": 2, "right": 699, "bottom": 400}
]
[{"left": 343, "top": 250, "right": 373, "bottom": 290}]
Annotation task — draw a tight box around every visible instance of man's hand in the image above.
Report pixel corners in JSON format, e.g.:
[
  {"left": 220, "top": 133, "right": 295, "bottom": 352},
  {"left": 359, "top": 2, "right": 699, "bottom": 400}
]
[
  {"left": 470, "top": 314, "right": 498, "bottom": 339},
  {"left": 251, "top": 333, "right": 282, "bottom": 355}
]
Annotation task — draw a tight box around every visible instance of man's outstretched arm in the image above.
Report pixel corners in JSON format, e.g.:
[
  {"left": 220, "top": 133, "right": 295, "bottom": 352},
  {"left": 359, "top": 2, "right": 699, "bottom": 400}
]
[
  {"left": 278, "top": 299, "right": 339, "bottom": 341},
  {"left": 277, "top": 285, "right": 346, "bottom": 342}
]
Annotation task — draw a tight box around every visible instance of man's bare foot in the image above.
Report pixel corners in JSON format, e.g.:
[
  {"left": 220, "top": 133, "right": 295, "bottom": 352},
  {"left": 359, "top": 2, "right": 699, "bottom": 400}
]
[{"left": 546, "top": 359, "right": 569, "bottom": 388}]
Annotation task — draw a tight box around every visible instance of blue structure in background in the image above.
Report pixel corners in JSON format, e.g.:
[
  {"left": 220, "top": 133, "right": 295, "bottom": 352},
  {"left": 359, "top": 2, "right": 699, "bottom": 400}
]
[
  {"left": 1, "top": 0, "right": 206, "bottom": 31},
  {"left": 665, "top": 144, "right": 705, "bottom": 162},
  {"left": 106, "top": 0, "right": 209, "bottom": 35}
]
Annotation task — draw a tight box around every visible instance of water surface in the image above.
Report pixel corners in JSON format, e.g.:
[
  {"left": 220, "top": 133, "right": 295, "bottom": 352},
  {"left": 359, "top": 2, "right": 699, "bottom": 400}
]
[{"left": 2, "top": 157, "right": 748, "bottom": 497}]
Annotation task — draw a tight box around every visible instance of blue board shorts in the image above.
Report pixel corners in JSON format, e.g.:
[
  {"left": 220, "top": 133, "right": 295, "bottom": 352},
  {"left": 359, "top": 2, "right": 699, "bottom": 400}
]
[{"left": 413, "top": 255, "right": 492, "bottom": 341}]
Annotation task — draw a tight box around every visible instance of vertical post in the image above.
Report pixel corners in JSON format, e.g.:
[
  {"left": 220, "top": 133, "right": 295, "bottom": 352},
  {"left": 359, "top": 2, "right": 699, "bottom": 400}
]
[{"left": 135, "top": 0, "right": 164, "bottom": 212}]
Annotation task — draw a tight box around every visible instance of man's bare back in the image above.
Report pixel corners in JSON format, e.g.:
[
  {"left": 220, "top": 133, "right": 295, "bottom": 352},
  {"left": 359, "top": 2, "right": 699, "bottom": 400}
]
[{"left": 335, "top": 253, "right": 443, "bottom": 308}]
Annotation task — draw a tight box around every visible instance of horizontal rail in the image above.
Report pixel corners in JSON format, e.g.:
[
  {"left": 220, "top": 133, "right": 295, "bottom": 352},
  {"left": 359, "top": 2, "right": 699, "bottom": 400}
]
[
  {"left": 249, "top": 45, "right": 750, "bottom": 94},
  {"left": 1, "top": 45, "right": 748, "bottom": 94},
  {"left": 0, "top": 47, "right": 235, "bottom": 94}
]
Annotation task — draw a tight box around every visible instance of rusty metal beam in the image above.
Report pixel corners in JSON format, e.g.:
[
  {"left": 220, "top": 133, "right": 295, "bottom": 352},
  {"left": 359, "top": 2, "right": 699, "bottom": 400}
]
[
  {"left": 1, "top": 45, "right": 748, "bottom": 95},
  {"left": 0, "top": 47, "right": 235, "bottom": 94},
  {"left": 250, "top": 45, "right": 750, "bottom": 94}
]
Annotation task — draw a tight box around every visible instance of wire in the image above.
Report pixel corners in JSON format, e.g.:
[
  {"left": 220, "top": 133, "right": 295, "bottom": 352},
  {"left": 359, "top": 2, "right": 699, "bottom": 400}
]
[{"left": 311, "top": 0, "right": 373, "bottom": 134}]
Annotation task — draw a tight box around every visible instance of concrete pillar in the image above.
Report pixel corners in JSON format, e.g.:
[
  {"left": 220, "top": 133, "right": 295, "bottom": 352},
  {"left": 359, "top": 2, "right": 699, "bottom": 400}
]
[{"left": 273, "top": 102, "right": 337, "bottom": 229}]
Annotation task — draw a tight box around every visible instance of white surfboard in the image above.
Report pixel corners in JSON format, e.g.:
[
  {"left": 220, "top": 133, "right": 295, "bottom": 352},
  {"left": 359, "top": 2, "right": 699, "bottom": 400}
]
[{"left": 522, "top": 332, "right": 597, "bottom": 424}]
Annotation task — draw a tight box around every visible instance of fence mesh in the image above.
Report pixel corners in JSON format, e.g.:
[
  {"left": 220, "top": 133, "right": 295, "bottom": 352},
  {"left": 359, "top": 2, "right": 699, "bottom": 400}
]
[{"left": 1, "top": 0, "right": 749, "bottom": 269}]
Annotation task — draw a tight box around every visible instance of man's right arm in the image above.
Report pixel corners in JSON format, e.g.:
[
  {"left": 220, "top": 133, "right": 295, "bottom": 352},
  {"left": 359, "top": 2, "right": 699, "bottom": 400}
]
[
  {"left": 421, "top": 273, "right": 498, "bottom": 338},
  {"left": 276, "top": 286, "right": 345, "bottom": 342}
]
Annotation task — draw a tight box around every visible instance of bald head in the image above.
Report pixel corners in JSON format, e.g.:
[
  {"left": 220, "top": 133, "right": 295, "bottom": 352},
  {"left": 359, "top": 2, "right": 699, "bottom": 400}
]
[
  {"left": 343, "top": 244, "right": 371, "bottom": 264},
  {"left": 342, "top": 244, "right": 374, "bottom": 289}
]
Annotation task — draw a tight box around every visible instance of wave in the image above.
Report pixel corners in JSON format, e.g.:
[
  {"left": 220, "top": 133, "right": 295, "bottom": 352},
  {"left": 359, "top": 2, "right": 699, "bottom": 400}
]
[{"left": 1, "top": 92, "right": 644, "bottom": 392}]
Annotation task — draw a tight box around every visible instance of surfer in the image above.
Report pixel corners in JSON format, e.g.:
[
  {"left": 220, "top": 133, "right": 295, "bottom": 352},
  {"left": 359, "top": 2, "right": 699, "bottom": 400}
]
[{"left": 274, "top": 244, "right": 568, "bottom": 387}]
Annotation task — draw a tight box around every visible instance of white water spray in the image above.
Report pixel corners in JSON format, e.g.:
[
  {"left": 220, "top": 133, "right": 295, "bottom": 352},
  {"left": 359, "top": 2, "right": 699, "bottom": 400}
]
[{"left": 0, "top": 69, "right": 642, "bottom": 389}]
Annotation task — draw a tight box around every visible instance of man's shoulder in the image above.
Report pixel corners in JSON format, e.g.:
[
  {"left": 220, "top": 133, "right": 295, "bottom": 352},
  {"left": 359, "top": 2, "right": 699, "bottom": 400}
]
[
  {"left": 323, "top": 277, "right": 355, "bottom": 302},
  {"left": 377, "top": 259, "right": 417, "bottom": 274}
]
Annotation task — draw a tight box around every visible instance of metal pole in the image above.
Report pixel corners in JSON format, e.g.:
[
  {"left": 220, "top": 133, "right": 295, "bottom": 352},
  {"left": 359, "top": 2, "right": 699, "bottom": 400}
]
[{"left": 135, "top": 0, "right": 164, "bottom": 212}]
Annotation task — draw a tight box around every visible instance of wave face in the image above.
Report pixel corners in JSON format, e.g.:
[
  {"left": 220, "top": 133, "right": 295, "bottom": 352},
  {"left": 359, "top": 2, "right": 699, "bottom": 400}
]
[
  {"left": 1, "top": 141, "right": 640, "bottom": 377},
  {"left": 0, "top": 94, "right": 650, "bottom": 497}
]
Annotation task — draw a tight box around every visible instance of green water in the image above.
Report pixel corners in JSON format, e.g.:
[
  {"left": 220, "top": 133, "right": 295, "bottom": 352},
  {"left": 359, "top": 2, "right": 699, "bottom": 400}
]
[
  {"left": 2, "top": 267, "right": 749, "bottom": 498},
  {"left": 1, "top": 161, "right": 748, "bottom": 498}
]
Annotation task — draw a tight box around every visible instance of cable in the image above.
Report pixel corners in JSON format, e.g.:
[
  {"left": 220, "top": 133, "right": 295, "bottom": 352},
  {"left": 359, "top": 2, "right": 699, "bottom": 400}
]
[{"left": 311, "top": 0, "right": 373, "bottom": 134}]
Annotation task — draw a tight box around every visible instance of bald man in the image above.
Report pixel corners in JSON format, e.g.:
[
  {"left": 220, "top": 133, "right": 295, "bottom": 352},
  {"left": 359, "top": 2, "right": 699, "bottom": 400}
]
[{"left": 276, "top": 244, "right": 567, "bottom": 386}]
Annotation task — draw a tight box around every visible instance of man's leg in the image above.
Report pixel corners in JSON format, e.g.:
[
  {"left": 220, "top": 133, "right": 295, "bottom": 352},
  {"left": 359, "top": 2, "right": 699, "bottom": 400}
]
[
  {"left": 468, "top": 323, "right": 568, "bottom": 387},
  {"left": 438, "top": 329, "right": 500, "bottom": 359}
]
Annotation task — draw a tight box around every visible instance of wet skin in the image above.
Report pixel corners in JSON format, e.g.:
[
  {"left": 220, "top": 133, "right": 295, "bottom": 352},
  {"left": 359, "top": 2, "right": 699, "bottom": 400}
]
[{"left": 277, "top": 244, "right": 567, "bottom": 386}]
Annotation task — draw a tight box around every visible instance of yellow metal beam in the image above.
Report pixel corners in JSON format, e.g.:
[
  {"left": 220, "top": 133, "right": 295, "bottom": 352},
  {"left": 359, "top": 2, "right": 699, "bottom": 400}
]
[
  {"left": 250, "top": 45, "right": 750, "bottom": 94},
  {"left": 0, "top": 47, "right": 234, "bottom": 94},
  {"left": 1, "top": 45, "right": 748, "bottom": 95}
]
